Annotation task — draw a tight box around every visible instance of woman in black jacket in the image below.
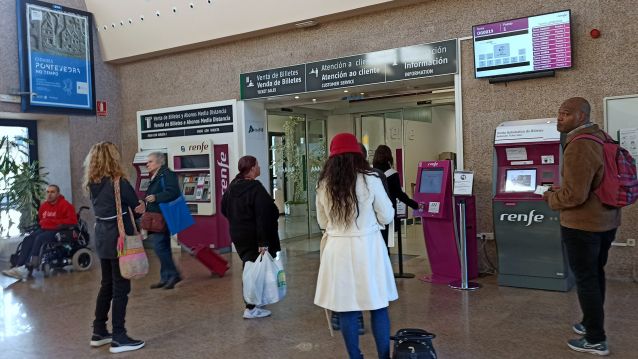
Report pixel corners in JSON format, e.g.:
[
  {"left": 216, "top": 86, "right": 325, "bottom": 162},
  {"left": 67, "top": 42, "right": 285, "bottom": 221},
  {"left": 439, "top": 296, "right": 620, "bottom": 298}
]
[
  {"left": 373, "top": 145, "right": 420, "bottom": 247},
  {"left": 83, "top": 142, "right": 145, "bottom": 354},
  {"left": 221, "top": 155, "right": 280, "bottom": 319},
  {"left": 140, "top": 152, "right": 181, "bottom": 290}
]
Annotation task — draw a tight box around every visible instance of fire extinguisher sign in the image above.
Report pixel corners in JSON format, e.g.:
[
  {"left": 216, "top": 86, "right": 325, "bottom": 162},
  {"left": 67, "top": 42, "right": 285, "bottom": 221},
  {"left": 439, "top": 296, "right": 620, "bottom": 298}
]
[{"left": 96, "top": 100, "right": 107, "bottom": 117}]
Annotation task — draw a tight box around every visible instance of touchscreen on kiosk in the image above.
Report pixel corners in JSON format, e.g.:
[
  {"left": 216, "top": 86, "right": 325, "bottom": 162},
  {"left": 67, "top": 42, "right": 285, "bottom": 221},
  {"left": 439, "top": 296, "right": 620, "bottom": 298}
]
[
  {"left": 420, "top": 168, "right": 444, "bottom": 194},
  {"left": 504, "top": 169, "right": 536, "bottom": 192},
  {"left": 181, "top": 154, "right": 209, "bottom": 169}
]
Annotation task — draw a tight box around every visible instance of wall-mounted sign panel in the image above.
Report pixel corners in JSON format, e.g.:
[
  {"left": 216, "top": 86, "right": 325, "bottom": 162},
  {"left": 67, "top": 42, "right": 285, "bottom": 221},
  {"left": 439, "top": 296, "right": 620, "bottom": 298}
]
[
  {"left": 494, "top": 118, "right": 560, "bottom": 144},
  {"left": 139, "top": 105, "right": 233, "bottom": 140},
  {"left": 240, "top": 65, "right": 306, "bottom": 99},
  {"left": 17, "top": 0, "right": 96, "bottom": 115},
  {"left": 240, "top": 39, "right": 457, "bottom": 100}
]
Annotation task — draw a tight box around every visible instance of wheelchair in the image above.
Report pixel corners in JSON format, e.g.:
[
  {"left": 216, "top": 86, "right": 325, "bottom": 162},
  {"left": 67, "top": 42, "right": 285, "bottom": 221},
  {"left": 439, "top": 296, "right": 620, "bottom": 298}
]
[{"left": 10, "top": 206, "right": 95, "bottom": 277}]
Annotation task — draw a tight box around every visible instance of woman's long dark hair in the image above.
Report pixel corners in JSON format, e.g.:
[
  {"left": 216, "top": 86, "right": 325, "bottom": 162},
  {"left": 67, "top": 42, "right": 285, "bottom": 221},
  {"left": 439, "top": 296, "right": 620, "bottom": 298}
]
[
  {"left": 372, "top": 145, "right": 393, "bottom": 172},
  {"left": 318, "top": 152, "right": 374, "bottom": 228}
]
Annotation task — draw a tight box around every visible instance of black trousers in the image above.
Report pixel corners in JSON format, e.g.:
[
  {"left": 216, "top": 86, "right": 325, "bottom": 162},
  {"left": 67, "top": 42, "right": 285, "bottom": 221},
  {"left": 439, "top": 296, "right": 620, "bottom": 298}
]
[
  {"left": 15, "top": 229, "right": 56, "bottom": 266},
  {"left": 93, "top": 258, "right": 131, "bottom": 338},
  {"left": 561, "top": 226, "right": 616, "bottom": 343}
]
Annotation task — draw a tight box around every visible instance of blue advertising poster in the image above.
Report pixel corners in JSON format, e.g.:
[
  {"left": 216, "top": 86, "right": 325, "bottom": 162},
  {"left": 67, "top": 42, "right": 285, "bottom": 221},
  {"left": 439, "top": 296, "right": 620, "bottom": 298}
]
[{"left": 17, "top": 0, "right": 96, "bottom": 115}]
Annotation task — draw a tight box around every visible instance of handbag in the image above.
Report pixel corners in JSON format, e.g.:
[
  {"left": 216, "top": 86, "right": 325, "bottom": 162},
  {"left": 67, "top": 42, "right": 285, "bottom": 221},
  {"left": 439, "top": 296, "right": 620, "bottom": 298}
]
[
  {"left": 114, "top": 177, "right": 149, "bottom": 279},
  {"left": 160, "top": 195, "right": 194, "bottom": 235},
  {"left": 158, "top": 177, "right": 194, "bottom": 235},
  {"left": 140, "top": 211, "right": 166, "bottom": 232}
]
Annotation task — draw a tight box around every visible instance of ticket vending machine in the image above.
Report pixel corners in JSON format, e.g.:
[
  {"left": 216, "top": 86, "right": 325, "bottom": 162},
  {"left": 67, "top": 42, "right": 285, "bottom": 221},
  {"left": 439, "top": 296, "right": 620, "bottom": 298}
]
[
  {"left": 165, "top": 140, "right": 231, "bottom": 251},
  {"left": 132, "top": 150, "right": 164, "bottom": 199},
  {"left": 492, "top": 119, "right": 574, "bottom": 291},
  {"left": 413, "top": 160, "right": 478, "bottom": 284}
]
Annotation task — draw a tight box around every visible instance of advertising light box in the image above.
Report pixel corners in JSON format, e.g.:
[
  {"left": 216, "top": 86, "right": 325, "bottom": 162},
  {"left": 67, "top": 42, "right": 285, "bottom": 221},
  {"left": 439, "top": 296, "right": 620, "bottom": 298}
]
[
  {"left": 17, "top": 0, "right": 96, "bottom": 115},
  {"left": 473, "top": 10, "right": 571, "bottom": 79}
]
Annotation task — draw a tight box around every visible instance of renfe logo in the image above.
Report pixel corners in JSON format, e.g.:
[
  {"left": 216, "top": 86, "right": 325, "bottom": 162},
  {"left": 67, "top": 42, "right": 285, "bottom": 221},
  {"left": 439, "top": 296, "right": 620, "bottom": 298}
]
[
  {"left": 188, "top": 141, "right": 209, "bottom": 153},
  {"left": 217, "top": 150, "right": 229, "bottom": 193},
  {"left": 500, "top": 210, "right": 544, "bottom": 226}
]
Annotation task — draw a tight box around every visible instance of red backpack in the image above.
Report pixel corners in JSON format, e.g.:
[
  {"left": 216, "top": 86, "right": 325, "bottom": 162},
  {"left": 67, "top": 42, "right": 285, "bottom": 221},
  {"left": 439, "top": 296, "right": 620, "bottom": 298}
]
[{"left": 572, "top": 132, "right": 638, "bottom": 208}]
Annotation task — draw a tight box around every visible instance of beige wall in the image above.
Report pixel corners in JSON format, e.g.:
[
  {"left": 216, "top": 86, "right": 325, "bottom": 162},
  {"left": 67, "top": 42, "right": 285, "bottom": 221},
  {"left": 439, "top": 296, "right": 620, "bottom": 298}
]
[
  {"left": 85, "top": 0, "right": 414, "bottom": 62},
  {"left": 0, "top": 0, "right": 122, "bottom": 212}
]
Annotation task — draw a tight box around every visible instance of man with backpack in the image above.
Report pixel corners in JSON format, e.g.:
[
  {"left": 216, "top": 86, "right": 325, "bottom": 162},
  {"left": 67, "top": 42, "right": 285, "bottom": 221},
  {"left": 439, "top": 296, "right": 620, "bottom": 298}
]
[{"left": 543, "top": 97, "right": 623, "bottom": 356}]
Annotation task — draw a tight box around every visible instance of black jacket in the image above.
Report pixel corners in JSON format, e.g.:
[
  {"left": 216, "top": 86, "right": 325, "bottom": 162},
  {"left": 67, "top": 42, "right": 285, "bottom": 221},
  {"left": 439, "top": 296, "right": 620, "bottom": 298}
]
[
  {"left": 145, "top": 166, "right": 180, "bottom": 213},
  {"left": 89, "top": 177, "right": 139, "bottom": 259},
  {"left": 385, "top": 172, "right": 419, "bottom": 216},
  {"left": 221, "top": 178, "right": 280, "bottom": 262}
]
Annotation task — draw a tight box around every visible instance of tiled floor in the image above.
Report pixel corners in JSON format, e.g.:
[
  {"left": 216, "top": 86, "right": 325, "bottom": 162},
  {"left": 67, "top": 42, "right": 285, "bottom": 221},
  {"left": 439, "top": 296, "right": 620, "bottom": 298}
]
[{"left": 1, "top": 240, "right": 637, "bottom": 358}]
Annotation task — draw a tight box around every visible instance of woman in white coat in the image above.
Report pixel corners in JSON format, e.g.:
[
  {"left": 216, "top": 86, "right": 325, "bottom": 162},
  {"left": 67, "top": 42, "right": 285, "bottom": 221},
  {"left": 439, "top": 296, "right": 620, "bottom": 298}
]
[{"left": 314, "top": 133, "right": 397, "bottom": 359}]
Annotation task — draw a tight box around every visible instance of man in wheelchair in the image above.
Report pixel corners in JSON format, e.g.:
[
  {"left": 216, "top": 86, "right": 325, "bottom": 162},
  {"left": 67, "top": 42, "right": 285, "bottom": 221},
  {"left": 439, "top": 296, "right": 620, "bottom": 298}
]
[{"left": 3, "top": 184, "right": 89, "bottom": 279}]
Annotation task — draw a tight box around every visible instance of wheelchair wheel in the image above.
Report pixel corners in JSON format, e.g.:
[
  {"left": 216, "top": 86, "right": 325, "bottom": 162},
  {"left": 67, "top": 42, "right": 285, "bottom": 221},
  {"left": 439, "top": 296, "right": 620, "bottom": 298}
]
[{"left": 72, "top": 248, "right": 94, "bottom": 271}]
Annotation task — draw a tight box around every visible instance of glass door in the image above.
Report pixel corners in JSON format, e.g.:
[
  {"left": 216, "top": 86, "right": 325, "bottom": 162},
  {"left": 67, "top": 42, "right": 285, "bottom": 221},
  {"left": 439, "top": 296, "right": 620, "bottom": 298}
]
[
  {"left": 0, "top": 120, "right": 37, "bottom": 237},
  {"left": 267, "top": 113, "right": 308, "bottom": 240},
  {"left": 306, "top": 118, "right": 327, "bottom": 237},
  {"left": 360, "top": 111, "right": 403, "bottom": 169}
]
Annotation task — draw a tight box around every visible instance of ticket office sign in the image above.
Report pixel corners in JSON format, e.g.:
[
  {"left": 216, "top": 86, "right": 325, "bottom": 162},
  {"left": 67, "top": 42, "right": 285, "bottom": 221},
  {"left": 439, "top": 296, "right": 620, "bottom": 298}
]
[
  {"left": 17, "top": 0, "right": 96, "bottom": 115},
  {"left": 139, "top": 105, "right": 234, "bottom": 140}
]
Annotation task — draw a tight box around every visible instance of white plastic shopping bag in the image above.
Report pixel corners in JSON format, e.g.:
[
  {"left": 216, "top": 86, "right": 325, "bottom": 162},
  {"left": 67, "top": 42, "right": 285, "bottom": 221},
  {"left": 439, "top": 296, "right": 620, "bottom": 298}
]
[{"left": 242, "top": 252, "right": 287, "bottom": 306}]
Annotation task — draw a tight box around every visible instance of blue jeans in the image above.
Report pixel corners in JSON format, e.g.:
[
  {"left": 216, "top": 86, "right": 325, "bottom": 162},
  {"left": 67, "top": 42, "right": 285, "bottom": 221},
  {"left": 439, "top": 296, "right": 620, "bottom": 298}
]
[
  {"left": 339, "top": 307, "right": 390, "bottom": 359},
  {"left": 149, "top": 231, "right": 179, "bottom": 282}
]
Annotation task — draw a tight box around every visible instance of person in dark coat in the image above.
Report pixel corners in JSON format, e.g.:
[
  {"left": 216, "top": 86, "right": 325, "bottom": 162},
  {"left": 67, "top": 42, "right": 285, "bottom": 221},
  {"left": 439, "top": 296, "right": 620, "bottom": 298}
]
[
  {"left": 221, "top": 155, "right": 281, "bottom": 319},
  {"left": 139, "top": 152, "right": 182, "bottom": 290},
  {"left": 373, "top": 145, "right": 420, "bottom": 247},
  {"left": 83, "top": 142, "right": 145, "bottom": 354}
]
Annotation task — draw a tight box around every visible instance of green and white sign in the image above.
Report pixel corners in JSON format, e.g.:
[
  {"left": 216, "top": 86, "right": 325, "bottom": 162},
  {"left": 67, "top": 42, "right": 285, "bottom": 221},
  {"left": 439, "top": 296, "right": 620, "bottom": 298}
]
[{"left": 240, "top": 39, "right": 457, "bottom": 100}]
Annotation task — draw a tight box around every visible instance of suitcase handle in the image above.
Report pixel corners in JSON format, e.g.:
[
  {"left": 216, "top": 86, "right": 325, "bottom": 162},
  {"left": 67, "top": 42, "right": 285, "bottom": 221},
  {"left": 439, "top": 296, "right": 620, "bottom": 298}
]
[{"left": 391, "top": 334, "right": 436, "bottom": 341}]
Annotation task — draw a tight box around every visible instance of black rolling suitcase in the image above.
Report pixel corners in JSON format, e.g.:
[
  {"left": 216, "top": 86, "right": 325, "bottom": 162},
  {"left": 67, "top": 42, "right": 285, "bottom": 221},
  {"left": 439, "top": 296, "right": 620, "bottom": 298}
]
[{"left": 391, "top": 328, "right": 437, "bottom": 359}]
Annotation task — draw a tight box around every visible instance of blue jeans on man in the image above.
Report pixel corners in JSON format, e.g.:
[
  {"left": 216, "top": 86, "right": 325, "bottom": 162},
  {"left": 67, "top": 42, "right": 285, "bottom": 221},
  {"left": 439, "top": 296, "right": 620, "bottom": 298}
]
[{"left": 148, "top": 231, "right": 180, "bottom": 284}]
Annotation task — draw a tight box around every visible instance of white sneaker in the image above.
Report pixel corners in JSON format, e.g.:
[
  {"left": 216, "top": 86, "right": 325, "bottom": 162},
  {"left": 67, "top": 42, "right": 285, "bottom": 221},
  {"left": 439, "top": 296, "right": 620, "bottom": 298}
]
[
  {"left": 243, "top": 307, "right": 272, "bottom": 319},
  {"left": 2, "top": 266, "right": 28, "bottom": 279}
]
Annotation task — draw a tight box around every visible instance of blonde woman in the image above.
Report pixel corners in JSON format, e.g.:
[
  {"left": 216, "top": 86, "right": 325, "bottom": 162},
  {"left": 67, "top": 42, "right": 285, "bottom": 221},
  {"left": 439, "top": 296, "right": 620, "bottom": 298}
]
[{"left": 83, "top": 142, "right": 145, "bottom": 353}]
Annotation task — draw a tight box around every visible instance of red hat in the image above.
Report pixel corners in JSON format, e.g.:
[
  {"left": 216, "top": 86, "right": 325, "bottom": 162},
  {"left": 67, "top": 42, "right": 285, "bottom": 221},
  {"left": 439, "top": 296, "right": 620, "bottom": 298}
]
[{"left": 330, "top": 133, "right": 361, "bottom": 157}]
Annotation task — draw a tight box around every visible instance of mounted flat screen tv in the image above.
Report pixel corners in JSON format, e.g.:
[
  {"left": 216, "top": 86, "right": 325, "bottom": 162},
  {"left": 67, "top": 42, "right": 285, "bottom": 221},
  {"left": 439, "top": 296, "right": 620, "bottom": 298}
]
[{"left": 473, "top": 10, "right": 572, "bottom": 79}]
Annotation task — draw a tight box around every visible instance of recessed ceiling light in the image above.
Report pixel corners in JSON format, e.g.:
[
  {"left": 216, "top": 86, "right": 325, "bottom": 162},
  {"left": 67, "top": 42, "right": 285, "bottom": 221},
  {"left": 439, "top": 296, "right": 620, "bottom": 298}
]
[
  {"left": 343, "top": 90, "right": 349, "bottom": 93},
  {"left": 431, "top": 88, "right": 455, "bottom": 94},
  {"left": 294, "top": 96, "right": 300, "bottom": 99},
  {"left": 295, "top": 20, "right": 317, "bottom": 28},
  {"left": 360, "top": 92, "right": 365, "bottom": 95},
  {"left": 312, "top": 99, "right": 317, "bottom": 102}
]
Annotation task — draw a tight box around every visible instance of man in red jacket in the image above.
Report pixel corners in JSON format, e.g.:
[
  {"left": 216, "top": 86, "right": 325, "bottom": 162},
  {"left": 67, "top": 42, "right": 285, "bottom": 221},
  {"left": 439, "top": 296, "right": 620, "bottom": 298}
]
[{"left": 3, "top": 184, "right": 77, "bottom": 279}]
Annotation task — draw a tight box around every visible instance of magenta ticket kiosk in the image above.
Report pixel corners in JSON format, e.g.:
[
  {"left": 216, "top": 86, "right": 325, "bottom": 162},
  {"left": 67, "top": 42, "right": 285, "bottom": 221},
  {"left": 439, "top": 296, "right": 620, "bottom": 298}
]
[{"left": 414, "top": 160, "right": 478, "bottom": 284}]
